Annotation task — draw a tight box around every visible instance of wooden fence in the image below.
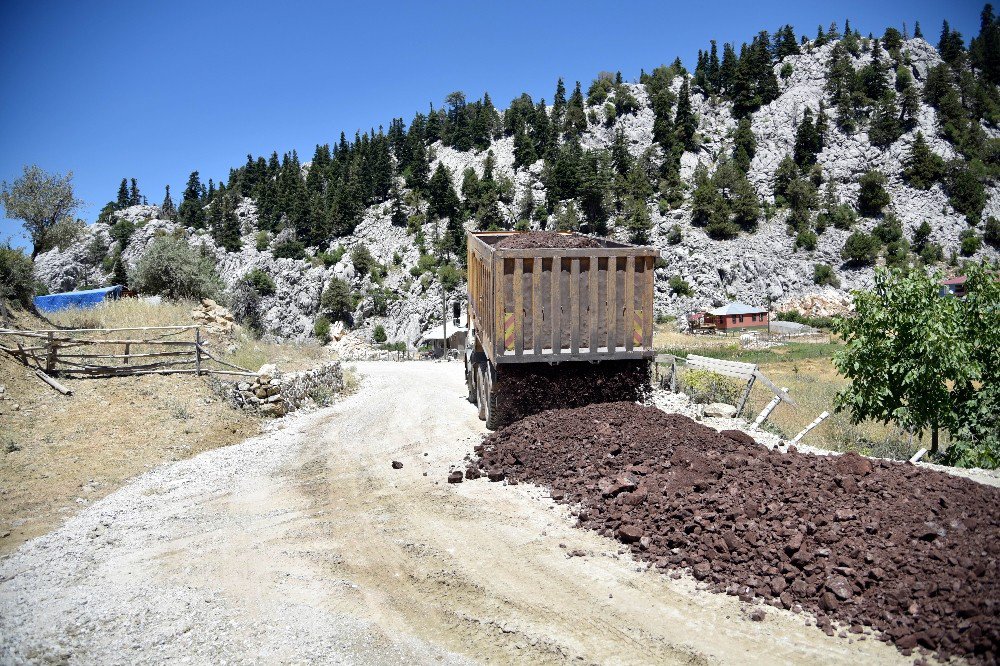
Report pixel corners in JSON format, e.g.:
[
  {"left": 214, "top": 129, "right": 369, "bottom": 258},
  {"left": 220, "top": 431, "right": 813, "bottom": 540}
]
[{"left": 0, "top": 326, "right": 255, "bottom": 378}]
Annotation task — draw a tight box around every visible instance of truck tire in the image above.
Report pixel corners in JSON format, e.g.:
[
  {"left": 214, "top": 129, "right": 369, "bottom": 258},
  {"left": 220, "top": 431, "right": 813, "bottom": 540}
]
[
  {"left": 465, "top": 355, "right": 477, "bottom": 404},
  {"left": 483, "top": 363, "right": 502, "bottom": 431},
  {"left": 475, "top": 364, "right": 488, "bottom": 421}
]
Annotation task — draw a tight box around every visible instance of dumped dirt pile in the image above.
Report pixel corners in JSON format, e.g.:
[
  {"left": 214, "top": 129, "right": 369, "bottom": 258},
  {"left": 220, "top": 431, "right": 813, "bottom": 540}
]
[
  {"left": 492, "top": 360, "right": 649, "bottom": 428},
  {"left": 473, "top": 402, "right": 1000, "bottom": 663},
  {"left": 494, "top": 231, "right": 603, "bottom": 249}
]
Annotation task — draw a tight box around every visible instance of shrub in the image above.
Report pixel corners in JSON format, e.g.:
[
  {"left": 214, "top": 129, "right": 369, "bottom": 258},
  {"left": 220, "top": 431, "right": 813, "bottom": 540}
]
[
  {"left": 255, "top": 231, "right": 270, "bottom": 251},
  {"left": 959, "top": 229, "right": 981, "bottom": 256},
  {"left": 679, "top": 368, "right": 743, "bottom": 405},
  {"left": 130, "top": 236, "right": 222, "bottom": 300},
  {"left": 317, "top": 246, "right": 345, "bottom": 266},
  {"left": 272, "top": 238, "right": 305, "bottom": 260},
  {"left": 320, "top": 277, "right": 354, "bottom": 323},
  {"left": 780, "top": 63, "right": 793, "bottom": 79},
  {"left": 985, "top": 216, "right": 1000, "bottom": 247},
  {"left": 438, "top": 263, "right": 463, "bottom": 291},
  {"left": 350, "top": 244, "right": 378, "bottom": 277},
  {"left": 945, "top": 161, "right": 987, "bottom": 224},
  {"left": 775, "top": 310, "right": 837, "bottom": 329},
  {"left": 313, "top": 315, "right": 331, "bottom": 342},
  {"left": 228, "top": 280, "right": 263, "bottom": 336},
  {"left": 369, "top": 287, "right": 389, "bottom": 316},
  {"left": 372, "top": 324, "right": 387, "bottom": 344},
  {"left": 0, "top": 243, "right": 35, "bottom": 308},
  {"left": 813, "top": 263, "right": 840, "bottom": 287},
  {"left": 668, "top": 275, "right": 693, "bottom": 297},
  {"left": 665, "top": 224, "right": 683, "bottom": 245},
  {"left": 841, "top": 231, "right": 880, "bottom": 265},
  {"left": 857, "top": 170, "right": 891, "bottom": 217},
  {"left": 919, "top": 242, "right": 945, "bottom": 264},
  {"left": 871, "top": 215, "right": 903, "bottom": 244},
  {"left": 245, "top": 268, "right": 276, "bottom": 296},
  {"left": 110, "top": 218, "right": 136, "bottom": 249},
  {"left": 795, "top": 229, "right": 818, "bottom": 251}
]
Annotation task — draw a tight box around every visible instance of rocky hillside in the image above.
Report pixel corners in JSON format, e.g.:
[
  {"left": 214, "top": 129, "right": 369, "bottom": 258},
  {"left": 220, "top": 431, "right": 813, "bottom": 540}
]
[{"left": 35, "top": 28, "right": 1000, "bottom": 343}]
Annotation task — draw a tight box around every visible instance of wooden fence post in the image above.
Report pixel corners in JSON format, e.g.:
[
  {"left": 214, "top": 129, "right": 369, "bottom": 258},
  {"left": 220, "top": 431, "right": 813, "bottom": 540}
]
[
  {"left": 124, "top": 342, "right": 131, "bottom": 365},
  {"left": 735, "top": 374, "right": 756, "bottom": 418},
  {"left": 45, "top": 332, "right": 56, "bottom": 373},
  {"left": 789, "top": 411, "right": 830, "bottom": 445},
  {"left": 194, "top": 328, "right": 202, "bottom": 376}
]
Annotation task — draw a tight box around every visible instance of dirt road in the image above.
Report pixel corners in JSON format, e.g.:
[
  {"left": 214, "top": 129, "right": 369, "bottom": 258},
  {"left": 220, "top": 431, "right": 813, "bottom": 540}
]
[{"left": 0, "top": 362, "right": 905, "bottom": 664}]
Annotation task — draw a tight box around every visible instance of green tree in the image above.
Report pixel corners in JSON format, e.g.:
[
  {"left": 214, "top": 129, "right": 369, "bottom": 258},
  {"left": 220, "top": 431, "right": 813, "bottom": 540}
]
[
  {"left": 902, "top": 132, "right": 946, "bottom": 189},
  {"left": 563, "top": 81, "right": 588, "bottom": 138},
  {"left": 793, "top": 108, "right": 822, "bottom": 168},
  {"left": 812, "top": 263, "right": 840, "bottom": 287},
  {"left": 0, "top": 243, "right": 35, "bottom": 309},
  {"left": 116, "top": 178, "right": 130, "bottom": 208},
  {"left": 834, "top": 264, "right": 1000, "bottom": 458},
  {"left": 177, "top": 171, "right": 206, "bottom": 228},
  {"left": 321, "top": 277, "right": 354, "bottom": 323},
  {"left": 161, "top": 185, "right": 177, "bottom": 220},
  {"left": 841, "top": 231, "right": 880, "bottom": 264},
  {"left": 732, "top": 118, "right": 756, "bottom": 172},
  {"left": 0, "top": 165, "right": 83, "bottom": 259},
  {"left": 857, "top": 170, "right": 891, "bottom": 217},
  {"left": 129, "top": 236, "right": 222, "bottom": 300},
  {"left": 372, "top": 324, "right": 387, "bottom": 344},
  {"left": 675, "top": 78, "right": 698, "bottom": 150}
]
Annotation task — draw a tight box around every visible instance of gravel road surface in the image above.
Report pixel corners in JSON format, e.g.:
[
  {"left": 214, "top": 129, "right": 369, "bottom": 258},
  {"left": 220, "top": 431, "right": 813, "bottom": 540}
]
[{"left": 1, "top": 362, "right": 907, "bottom": 665}]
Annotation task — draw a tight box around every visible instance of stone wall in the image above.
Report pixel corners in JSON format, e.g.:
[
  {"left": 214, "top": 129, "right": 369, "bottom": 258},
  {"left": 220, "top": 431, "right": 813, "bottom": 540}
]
[{"left": 224, "top": 361, "right": 343, "bottom": 417}]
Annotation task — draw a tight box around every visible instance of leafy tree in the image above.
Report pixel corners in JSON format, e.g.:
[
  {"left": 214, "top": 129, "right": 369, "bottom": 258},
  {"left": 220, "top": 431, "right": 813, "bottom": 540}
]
[
  {"left": 129, "top": 236, "right": 222, "bottom": 300},
  {"left": 834, "top": 264, "right": 1000, "bottom": 458},
  {"left": 841, "top": 231, "right": 880, "bottom": 264},
  {"left": 0, "top": 243, "right": 35, "bottom": 309},
  {"left": 245, "top": 268, "right": 276, "bottom": 296},
  {"left": 372, "top": 324, "right": 387, "bottom": 344},
  {"left": 857, "top": 170, "right": 891, "bottom": 216},
  {"left": 945, "top": 161, "right": 987, "bottom": 223},
  {"left": 0, "top": 165, "right": 83, "bottom": 259}
]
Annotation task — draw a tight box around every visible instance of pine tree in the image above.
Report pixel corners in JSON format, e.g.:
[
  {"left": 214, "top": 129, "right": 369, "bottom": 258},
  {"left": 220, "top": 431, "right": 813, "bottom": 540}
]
[
  {"left": 869, "top": 91, "right": 903, "bottom": 147},
  {"left": 563, "top": 81, "right": 587, "bottom": 138},
  {"left": 553, "top": 78, "right": 567, "bottom": 126},
  {"left": 793, "top": 108, "right": 822, "bottom": 168},
  {"left": 902, "top": 132, "right": 946, "bottom": 189},
  {"left": 690, "top": 164, "right": 718, "bottom": 225},
  {"left": 116, "top": 178, "right": 129, "bottom": 208},
  {"left": 177, "top": 171, "right": 206, "bottom": 228},
  {"left": 675, "top": 78, "right": 697, "bottom": 150},
  {"left": 513, "top": 126, "right": 537, "bottom": 168},
  {"left": 773, "top": 155, "right": 799, "bottom": 205},
  {"left": 211, "top": 193, "right": 242, "bottom": 251},
  {"left": 161, "top": 185, "right": 176, "bottom": 220},
  {"left": 732, "top": 118, "right": 756, "bottom": 172},
  {"left": 129, "top": 178, "right": 140, "bottom": 206},
  {"left": 390, "top": 180, "right": 407, "bottom": 227},
  {"left": 858, "top": 170, "right": 891, "bottom": 216}
]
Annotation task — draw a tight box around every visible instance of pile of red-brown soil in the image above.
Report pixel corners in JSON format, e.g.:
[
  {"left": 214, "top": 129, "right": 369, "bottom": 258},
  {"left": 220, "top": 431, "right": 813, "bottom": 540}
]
[
  {"left": 491, "top": 360, "right": 650, "bottom": 428},
  {"left": 471, "top": 402, "right": 1000, "bottom": 663},
  {"left": 494, "top": 231, "right": 603, "bottom": 249}
]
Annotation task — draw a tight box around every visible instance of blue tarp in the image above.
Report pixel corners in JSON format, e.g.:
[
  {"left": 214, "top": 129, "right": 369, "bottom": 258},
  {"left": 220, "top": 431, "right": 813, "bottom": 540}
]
[{"left": 33, "top": 285, "right": 123, "bottom": 313}]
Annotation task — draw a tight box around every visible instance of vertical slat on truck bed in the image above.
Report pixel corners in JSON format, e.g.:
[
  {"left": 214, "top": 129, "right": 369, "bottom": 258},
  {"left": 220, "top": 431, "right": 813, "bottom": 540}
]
[
  {"left": 644, "top": 255, "right": 655, "bottom": 349},
  {"left": 570, "top": 258, "right": 580, "bottom": 354},
  {"left": 514, "top": 257, "right": 524, "bottom": 357},
  {"left": 624, "top": 255, "right": 635, "bottom": 352},
  {"left": 550, "top": 258, "right": 561, "bottom": 355},
  {"left": 587, "top": 257, "right": 600, "bottom": 354},
  {"left": 532, "top": 257, "right": 542, "bottom": 355},
  {"left": 607, "top": 257, "right": 618, "bottom": 352},
  {"left": 494, "top": 255, "right": 504, "bottom": 360}
]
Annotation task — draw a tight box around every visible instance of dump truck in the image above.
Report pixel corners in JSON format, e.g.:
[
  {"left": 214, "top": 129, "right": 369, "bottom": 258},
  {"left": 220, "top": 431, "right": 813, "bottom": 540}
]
[{"left": 464, "top": 230, "right": 659, "bottom": 428}]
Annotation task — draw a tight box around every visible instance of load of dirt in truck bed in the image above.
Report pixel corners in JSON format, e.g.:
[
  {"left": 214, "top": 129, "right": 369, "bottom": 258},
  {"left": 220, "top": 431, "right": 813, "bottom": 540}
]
[
  {"left": 494, "top": 231, "right": 604, "bottom": 249},
  {"left": 472, "top": 402, "right": 1000, "bottom": 663},
  {"left": 491, "top": 360, "right": 649, "bottom": 428}
]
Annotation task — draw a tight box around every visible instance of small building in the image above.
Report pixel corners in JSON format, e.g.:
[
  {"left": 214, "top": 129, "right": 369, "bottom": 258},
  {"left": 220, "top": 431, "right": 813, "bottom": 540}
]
[
  {"left": 33, "top": 285, "right": 123, "bottom": 313},
  {"left": 418, "top": 323, "right": 468, "bottom": 358},
  {"left": 939, "top": 275, "right": 967, "bottom": 298},
  {"left": 705, "top": 302, "right": 769, "bottom": 331}
]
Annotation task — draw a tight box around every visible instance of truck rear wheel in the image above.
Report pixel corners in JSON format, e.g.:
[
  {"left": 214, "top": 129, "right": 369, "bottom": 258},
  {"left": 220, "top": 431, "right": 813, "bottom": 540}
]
[
  {"left": 475, "top": 364, "right": 488, "bottom": 421},
  {"left": 483, "top": 363, "right": 502, "bottom": 431}
]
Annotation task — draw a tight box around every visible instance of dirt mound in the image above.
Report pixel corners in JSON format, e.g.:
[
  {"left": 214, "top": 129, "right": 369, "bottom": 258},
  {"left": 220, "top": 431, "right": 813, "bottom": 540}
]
[
  {"left": 492, "top": 360, "right": 649, "bottom": 428},
  {"left": 473, "top": 402, "right": 1000, "bottom": 663},
  {"left": 494, "top": 231, "right": 603, "bottom": 249}
]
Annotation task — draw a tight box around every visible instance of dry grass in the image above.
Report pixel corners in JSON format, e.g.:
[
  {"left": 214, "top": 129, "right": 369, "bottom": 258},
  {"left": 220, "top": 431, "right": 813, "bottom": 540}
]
[
  {"left": 656, "top": 322, "right": 924, "bottom": 459},
  {"left": 44, "top": 298, "right": 197, "bottom": 330},
  {"left": 221, "top": 334, "right": 332, "bottom": 373}
]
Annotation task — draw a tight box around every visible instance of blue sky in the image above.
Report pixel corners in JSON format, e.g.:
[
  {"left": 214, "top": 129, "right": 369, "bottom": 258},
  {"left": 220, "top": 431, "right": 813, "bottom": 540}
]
[{"left": 0, "top": 0, "right": 985, "bottom": 250}]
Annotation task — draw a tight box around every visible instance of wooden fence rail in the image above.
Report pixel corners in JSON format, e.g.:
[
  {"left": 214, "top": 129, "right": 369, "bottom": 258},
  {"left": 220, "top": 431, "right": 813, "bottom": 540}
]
[{"left": 0, "top": 326, "right": 255, "bottom": 378}]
